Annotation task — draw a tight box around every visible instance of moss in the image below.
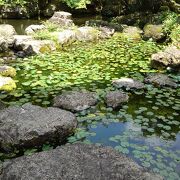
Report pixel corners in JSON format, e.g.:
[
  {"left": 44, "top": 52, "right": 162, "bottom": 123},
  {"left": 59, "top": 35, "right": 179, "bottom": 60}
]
[
  {"left": 0, "top": 66, "right": 16, "bottom": 77},
  {"left": 0, "top": 76, "right": 16, "bottom": 91}
]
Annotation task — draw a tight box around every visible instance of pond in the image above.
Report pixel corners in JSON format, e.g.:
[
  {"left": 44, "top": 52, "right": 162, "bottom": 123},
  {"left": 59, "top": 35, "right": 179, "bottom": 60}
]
[
  {"left": 0, "top": 31, "right": 179, "bottom": 179},
  {"left": 0, "top": 15, "right": 101, "bottom": 34}
]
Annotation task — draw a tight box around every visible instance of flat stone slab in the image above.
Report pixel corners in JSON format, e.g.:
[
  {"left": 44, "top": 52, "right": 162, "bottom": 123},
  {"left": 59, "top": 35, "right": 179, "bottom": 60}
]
[
  {"left": 106, "top": 90, "right": 129, "bottom": 109},
  {"left": 53, "top": 91, "right": 98, "bottom": 112},
  {"left": 0, "top": 143, "right": 162, "bottom": 180},
  {"left": 0, "top": 103, "right": 77, "bottom": 152},
  {"left": 112, "top": 78, "right": 145, "bottom": 90},
  {"left": 144, "top": 73, "right": 177, "bottom": 88}
]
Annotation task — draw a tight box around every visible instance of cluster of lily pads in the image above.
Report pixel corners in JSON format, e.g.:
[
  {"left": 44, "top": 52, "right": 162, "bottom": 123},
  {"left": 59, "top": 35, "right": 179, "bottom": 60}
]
[{"left": 0, "top": 33, "right": 179, "bottom": 179}]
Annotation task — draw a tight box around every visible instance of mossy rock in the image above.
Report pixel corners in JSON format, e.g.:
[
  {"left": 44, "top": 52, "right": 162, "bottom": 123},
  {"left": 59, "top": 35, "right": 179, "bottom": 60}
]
[
  {"left": 122, "top": 26, "right": 142, "bottom": 41},
  {"left": 0, "top": 76, "right": 16, "bottom": 91},
  {"left": 143, "top": 24, "right": 165, "bottom": 41},
  {"left": 0, "top": 66, "right": 16, "bottom": 77}
]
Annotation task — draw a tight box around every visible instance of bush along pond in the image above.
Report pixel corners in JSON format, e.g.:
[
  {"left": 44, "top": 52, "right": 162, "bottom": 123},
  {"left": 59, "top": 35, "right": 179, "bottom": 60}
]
[{"left": 0, "top": 7, "right": 180, "bottom": 180}]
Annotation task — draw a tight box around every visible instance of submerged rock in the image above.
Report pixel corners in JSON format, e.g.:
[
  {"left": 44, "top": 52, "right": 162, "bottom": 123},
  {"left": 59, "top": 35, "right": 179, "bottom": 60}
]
[
  {"left": 144, "top": 73, "right": 177, "bottom": 88},
  {"left": 25, "top": 24, "right": 46, "bottom": 35},
  {"left": 53, "top": 91, "right": 98, "bottom": 112},
  {"left": 143, "top": 24, "right": 165, "bottom": 41},
  {"left": 0, "top": 103, "right": 77, "bottom": 152},
  {"left": 106, "top": 91, "right": 129, "bottom": 109},
  {"left": 0, "top": 143, "right": 163, "bottom": 180},
  {"left": 0, "top": 65, "right": 16, "bottom": 77},
  {"left": 151, "top": 46, "right": 180, "bottom": 71},
  {"left": 0, "top": 76, "right": 16, "bottom": 91},
  {"left": 49, "top": 11, "right": 74, "bottom": 27},
  {"left": 112, "top": 78, "right": 145, "bottom": 90}
]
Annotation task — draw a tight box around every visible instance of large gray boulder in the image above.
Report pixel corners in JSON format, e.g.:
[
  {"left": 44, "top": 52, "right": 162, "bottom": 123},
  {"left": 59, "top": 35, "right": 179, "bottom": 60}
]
[
  {"left": 53, "top": 91, "right": 98, "bottom": 112},
  {"left": 106, "top": 91, "right": 129, "bottom": 109},
  {"left": 151, "top": 46, "right": 180, "bottom": 71},
  {"left": 0, "top": 24, "right": 16, "bottom": 48},
  {"left": 0, "top": 103, "right": 77, "bottom": 152},
  {"left": 0, "top": 143, "right": 162, "bottom": 180},
  {"left": 112, "top": 78, "right": 145, "bottom": 90},
  {"left": 49, "top": 11, "right": 74, "bottom": 27},
  {"left": 13, "top": 35, "right": 56, "bottom": 56},
  {"left": 144, "top": 73, "right": 177, "bottom": 88}
]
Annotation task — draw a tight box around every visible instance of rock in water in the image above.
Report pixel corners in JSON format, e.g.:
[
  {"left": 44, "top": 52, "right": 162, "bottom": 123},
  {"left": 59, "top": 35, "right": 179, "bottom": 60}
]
[
  {"left": 106, "top": 91, "right": 129, "bottom": 109},
  {"left": 112, "top": 77, "right": 145, "bottom": 90},
  {"left": 151, "top": 46, "right": 180, "bottom": 71},
  {"left": 0, "top": 103, "right": 77, "bottom": 152},
  {"left": 144, "top": 73, "right": 177, "bottom": 88},
  {"left": 0, "top": 143, "right": 163, "bottom": 180},
  {"left": 53, "top": 91, "right": 98, "bottom": 112},
  {"left": 49, "top": 11, "right": 74, "bottom": 27}
]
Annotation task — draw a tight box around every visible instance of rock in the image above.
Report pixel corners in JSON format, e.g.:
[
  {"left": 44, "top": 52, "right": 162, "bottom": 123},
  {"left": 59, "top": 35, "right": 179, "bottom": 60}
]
[
  {"left": 0, "top": 65, "right": 16, "bottom": 77},
  {"left": 0, "top": 37, "right": 8, "bottom": 52},
  {"left": 106, "top": 91, "right": 129, "bottom": 109},
  {"left": 25, "top": 24, "right": 45, "bottom": 35},
  {"left": 0, "top": 76, "right": 16, "bottom": 91},
  {"left": 0, "top": 24, "right": 16, "bottom": 47},
  {"left": 58, "top": 30, "right": 76, "bottom": 45},
  {"left": 13, "top": 35, "right": 56, "bottom": 56},
  {"left": 143, "top": 24, "right": 165, "bottom": 41},
  {"left": 0, "top": 103, "right": 77, "bottom": 152},
  {"left": 151, "top": 46, "right": 180, "bottom": 71},
  {"left": 76, "top": 26, "right": 99, "bottom": 42},
  {"left": 122, "top": 26, "right": 142, "bottom": 40},
  {"left": 112, "top": 78, "right": 145, "bottom": 90},
  {"left": 0, "top": 143, "right": 163, "bottom": 180},
  {"left": 53, "top": 91, "right": 98, "bottom": 112},
  {"left": 144, "top": 73, "right": 177, "bottom": 88},
  {"left": 99, "top": 26, "right": 115, "bottom": 38},
  {"left": 49, "top": 11, "right": 74, "bottom": 27},
  {"left": 13, "top": 35, "right": 33, "bottom": 51}
]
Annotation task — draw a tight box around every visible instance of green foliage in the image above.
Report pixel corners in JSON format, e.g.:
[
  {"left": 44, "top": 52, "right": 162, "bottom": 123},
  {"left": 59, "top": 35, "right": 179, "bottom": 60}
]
[
  {"left": 161, "top": 11, "right": 179, "bottom": 33},
  {"left": 0, "top": 0, "right": 92, "bottom": 8}
]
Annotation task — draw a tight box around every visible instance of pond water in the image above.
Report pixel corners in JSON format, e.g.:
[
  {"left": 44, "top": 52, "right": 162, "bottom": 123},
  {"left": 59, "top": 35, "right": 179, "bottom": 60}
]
[
  {"left": 0, "top": 29, "right": 179, "bottom": 179},
  {"left": 0, "top": 15, "right": 101, "bottom": 34}
]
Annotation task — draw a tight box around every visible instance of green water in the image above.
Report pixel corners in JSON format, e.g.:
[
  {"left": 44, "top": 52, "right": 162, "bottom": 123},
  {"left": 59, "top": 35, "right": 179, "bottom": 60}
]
[{"left": 0, "top": 33, "right": 179, "bottom": 179}]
